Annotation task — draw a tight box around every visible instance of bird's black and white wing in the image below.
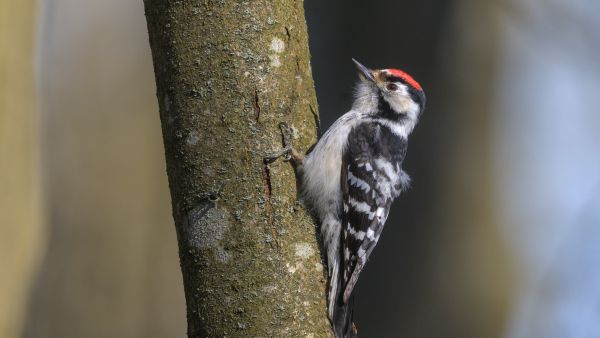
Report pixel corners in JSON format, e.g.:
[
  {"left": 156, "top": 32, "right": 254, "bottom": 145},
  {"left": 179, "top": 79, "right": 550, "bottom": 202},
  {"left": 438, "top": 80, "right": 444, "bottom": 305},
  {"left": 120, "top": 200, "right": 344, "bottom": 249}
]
[{"left": 340, "top": 121, "right": 409, "bottom": 303}]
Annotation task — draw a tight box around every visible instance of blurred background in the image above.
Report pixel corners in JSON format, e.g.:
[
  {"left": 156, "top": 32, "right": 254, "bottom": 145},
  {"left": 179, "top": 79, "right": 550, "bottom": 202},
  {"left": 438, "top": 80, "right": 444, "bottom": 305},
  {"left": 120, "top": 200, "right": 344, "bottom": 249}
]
[{"left": 1, "top": 0, "right": 599, "bottom": 337}]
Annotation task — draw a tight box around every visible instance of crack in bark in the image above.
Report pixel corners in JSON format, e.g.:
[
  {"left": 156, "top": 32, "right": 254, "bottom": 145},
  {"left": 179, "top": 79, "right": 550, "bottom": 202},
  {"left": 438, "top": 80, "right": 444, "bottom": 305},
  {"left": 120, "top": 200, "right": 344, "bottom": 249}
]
[
  {"left": 285, "top": 26, "right": 291, "bottom": 41},
  {"left": 253, "top": 89, "right": 261, "bottom": 122},
  {"left": 261, "top": 161, "right": 279, "bottom": 247},
  {"left": 261, "top": 161, "right": 272, "bottom": 199}
]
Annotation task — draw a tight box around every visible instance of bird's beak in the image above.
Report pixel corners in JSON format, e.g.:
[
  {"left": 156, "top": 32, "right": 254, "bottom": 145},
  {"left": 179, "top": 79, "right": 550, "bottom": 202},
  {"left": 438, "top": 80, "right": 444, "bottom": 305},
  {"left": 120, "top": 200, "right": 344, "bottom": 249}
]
[{"left": 352, "top": 58, "right": 375, "bottom": 83}]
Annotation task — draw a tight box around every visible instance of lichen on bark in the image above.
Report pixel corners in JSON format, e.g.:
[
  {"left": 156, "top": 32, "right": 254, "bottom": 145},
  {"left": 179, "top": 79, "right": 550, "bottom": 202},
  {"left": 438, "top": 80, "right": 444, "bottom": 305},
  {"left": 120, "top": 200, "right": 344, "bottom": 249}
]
[{"left": 143, "top": 0, "right": 330, "bottom": 336}]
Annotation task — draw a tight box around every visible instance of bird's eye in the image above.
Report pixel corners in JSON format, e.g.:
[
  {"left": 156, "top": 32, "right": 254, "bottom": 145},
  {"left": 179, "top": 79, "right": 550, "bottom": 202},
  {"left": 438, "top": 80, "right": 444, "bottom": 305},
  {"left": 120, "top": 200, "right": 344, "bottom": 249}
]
[{"left": 386, "top": 83, "right": 399, "bottom": 91}]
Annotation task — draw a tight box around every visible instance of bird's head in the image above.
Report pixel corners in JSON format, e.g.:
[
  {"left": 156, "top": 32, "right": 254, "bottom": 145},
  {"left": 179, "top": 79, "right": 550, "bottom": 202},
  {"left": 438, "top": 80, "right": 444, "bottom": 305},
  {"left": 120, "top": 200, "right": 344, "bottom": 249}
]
[{"left": 351, "top": 59, "right": 425, "bottom": 125}]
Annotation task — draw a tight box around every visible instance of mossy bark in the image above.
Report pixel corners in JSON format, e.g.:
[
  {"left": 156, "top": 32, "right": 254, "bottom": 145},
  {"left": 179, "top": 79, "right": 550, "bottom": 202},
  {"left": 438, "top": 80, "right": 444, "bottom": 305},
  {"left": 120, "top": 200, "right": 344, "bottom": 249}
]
[{"left": 143, "top": 1, "right": 329, "bottom": 336}]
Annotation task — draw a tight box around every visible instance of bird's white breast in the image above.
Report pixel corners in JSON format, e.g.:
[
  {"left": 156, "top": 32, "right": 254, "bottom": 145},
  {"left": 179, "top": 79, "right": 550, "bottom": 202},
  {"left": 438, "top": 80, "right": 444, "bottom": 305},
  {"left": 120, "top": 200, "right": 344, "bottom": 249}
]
[{"left": 301, "top": 110, "right": 362, "bottom": 220}]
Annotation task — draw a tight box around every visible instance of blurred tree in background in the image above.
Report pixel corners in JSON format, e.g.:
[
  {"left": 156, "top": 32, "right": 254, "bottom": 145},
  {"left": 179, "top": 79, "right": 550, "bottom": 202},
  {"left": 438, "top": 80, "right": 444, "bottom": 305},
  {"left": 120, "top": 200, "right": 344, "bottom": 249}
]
[
  {"left": 23, "top": 1, "right": 185, "bottom": 337},
  {"left": 0, "top": 1, "right": 44, "bottom": 338}
]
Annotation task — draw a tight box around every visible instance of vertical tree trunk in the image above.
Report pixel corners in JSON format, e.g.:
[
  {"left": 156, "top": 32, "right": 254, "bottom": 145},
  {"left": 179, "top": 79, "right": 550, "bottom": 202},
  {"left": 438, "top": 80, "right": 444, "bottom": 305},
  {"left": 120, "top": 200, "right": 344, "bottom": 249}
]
[
  {"left": 143, "top": 1, "right": 329, "bottom": 336},
  {"left": 0, "top": 1, "right": 44, "bottom": 337}
]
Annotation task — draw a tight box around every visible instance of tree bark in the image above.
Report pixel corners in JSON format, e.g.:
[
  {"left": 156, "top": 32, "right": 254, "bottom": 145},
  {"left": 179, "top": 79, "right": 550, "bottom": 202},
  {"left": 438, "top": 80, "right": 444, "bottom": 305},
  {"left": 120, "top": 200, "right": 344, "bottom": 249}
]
[{"left": 143, "top": 1, "right": 329, "bottom": 336}]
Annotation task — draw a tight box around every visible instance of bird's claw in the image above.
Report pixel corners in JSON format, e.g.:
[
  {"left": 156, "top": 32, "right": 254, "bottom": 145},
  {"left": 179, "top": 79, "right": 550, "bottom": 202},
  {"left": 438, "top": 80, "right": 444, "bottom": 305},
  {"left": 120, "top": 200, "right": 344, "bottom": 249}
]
[
  {"left": 263, "top": 122, "right": 304, "bottom": 165},
  {"left": 264, "top": 146, "right": 292, "bottom": 164}
]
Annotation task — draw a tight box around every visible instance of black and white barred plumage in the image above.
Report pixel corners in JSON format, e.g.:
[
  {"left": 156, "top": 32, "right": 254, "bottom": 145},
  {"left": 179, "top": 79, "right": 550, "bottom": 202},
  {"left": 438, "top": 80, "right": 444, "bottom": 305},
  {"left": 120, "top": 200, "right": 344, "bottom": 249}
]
[{"left": 298, "top": 60, "right": 425, "bottom": 338}]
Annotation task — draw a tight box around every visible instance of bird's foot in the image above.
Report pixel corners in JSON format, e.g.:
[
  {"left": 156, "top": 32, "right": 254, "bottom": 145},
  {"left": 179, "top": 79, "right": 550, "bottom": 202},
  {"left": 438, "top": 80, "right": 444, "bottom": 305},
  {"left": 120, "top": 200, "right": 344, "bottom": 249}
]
[
  {"left": 264, "top": 146, "right": 292, "bottom": 163},
  {"left": 263, "top": 122, "right": 304, "bottom": 165}
]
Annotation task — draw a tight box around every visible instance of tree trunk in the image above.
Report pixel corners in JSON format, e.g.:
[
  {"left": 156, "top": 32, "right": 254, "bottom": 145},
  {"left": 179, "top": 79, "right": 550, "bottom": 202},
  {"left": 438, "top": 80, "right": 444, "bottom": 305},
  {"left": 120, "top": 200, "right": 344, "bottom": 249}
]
[{"left": 143, "top": 1, "right": 329, "bottom": 336}]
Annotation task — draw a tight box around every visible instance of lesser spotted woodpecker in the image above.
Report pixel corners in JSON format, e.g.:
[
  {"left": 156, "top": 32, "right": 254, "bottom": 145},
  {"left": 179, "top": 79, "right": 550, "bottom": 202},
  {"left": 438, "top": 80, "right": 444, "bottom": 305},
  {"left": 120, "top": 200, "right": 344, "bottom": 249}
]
[{"left": 272, "top": 59, "right": 425, "bottom": 338}]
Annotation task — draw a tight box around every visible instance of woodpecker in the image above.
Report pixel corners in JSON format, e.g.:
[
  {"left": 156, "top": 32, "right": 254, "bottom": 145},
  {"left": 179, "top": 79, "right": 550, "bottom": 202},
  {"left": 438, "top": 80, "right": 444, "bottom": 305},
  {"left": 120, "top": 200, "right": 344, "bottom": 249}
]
[{"left": 269, "top": 59, "right": 425, "bottom": 338}]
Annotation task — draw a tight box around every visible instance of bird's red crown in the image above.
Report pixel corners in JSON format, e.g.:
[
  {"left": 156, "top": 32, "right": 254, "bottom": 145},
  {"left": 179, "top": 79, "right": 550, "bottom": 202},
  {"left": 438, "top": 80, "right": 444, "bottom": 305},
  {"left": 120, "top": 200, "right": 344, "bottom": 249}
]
[{"left": 385, "top": 68, "right": 422, "bottom": 91}]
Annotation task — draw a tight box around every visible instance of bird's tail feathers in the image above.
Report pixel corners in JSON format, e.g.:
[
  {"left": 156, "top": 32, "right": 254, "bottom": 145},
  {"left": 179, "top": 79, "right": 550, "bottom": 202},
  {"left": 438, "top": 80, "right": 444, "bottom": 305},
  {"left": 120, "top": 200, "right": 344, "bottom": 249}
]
[
  {"left": 329, "top": 261, "right": 356, "bottom": 338},
  {"left": 332, "top": 292, "right": 356, "bottom": 338}
]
